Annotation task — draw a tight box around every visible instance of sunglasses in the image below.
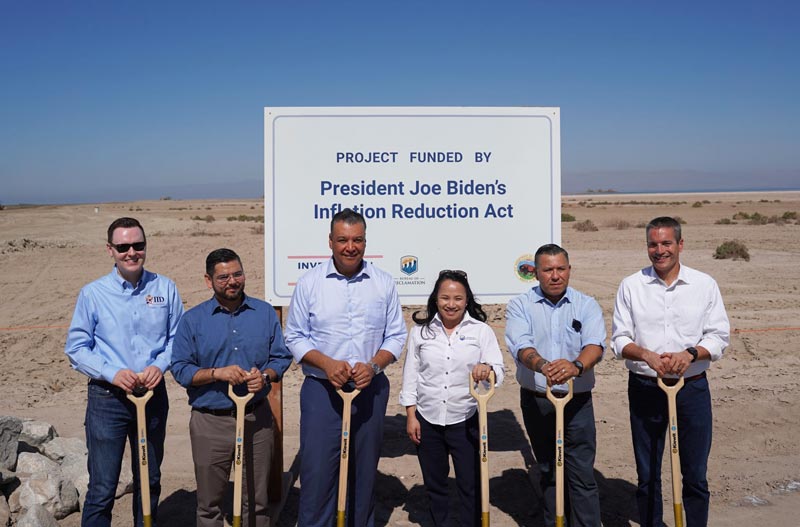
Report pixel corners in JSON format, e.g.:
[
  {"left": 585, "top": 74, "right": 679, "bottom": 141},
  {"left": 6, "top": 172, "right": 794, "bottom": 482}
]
[
  {"left": 109, "top": 242, "right": 147, "bottom": 253},
  {"left": 439, "top": 269, "right": 468, "bottom": 278}
]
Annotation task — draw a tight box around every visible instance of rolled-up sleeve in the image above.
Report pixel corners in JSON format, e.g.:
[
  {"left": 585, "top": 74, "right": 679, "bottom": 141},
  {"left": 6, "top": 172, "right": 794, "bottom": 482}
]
[
  {"left": 697, "top": 280, "right": 730, "bottom": 361},
  {"left": 611, "top": 281, "right": 635, "bottom": 359},
  {"left": 504, "top": 295, "right": 536, "bottom": 361},
  {"left": 379, "top": 280, "right": 406, "bottom": 359},
  {"left": 398, "top": 328, "right": 419, "bottom": 407}
]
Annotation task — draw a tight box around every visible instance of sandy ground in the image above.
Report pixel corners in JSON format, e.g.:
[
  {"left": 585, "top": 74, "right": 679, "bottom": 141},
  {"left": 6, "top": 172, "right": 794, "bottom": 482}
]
[{"left": 1, "top": 191, "right": 799, "bottom": 526}]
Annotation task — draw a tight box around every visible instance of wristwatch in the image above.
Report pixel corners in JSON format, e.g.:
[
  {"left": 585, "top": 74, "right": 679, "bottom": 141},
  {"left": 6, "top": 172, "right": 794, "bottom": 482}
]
[
  {"left": 261, "top": 372, "right": 272, "bottom": 384},
  {"left": 572, "top": 360, "right": 585, "bottom": 377},
  {"left": 686, "top": 347, "right": 699, "bottom": 363},
  {"left": 368, "top": 361, "right": 382, "bottom": 376}
]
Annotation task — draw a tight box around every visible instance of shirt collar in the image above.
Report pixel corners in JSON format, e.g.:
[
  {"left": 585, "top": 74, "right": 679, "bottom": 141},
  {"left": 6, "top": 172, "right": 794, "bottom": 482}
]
[
  {"left": 110, "top": 266, "right": 149, "bottom": 291},
  {"left": 210, "top": 293, "right": 254, "bottom": 315},
  {"left": 643, "top": 264, "right": 690, "bottom": 287},
  {"left": 532, "top": 285, "right": 573, "bottom": 307},
  {"left": 432, "top": 310, "right": 477, "bottom": 330},
  {"left": 324, "top": 258, "right": 369, "bottom": 280}
]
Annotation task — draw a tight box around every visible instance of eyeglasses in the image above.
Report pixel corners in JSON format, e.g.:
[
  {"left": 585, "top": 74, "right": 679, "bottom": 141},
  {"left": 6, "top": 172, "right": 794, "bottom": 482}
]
[
  {"left": 439, "top": 269, "right": 468, "bottom": 278},
  {"left": 213, "top": 270, "right": 244, "bottom": 284},
  {"left": 109, "top": 242, "right": 146, "bottom": 253}
]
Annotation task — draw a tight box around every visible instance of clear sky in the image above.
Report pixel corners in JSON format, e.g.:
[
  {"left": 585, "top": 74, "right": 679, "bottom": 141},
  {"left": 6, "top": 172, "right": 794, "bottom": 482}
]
[{"left": 1, "top": 1, "right": 798, "bottom": 204}]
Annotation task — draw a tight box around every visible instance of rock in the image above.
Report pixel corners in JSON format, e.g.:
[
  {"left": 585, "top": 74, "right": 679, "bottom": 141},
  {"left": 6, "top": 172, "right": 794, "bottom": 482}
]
[
  {"left": 15, "top": 504, "right": 60, "bottom": 527},
  {"left": 42, "top": 437, "right": 86, "bottom": 463},
  {"left": 0, "top": 416, "right": 23, "bottom": 470},
  {"left": 59, "top": 455, "right": 88, "bottom": 508},
  {"left": 0, "top": 467, "right": 16, "bottom": 487},
  {"left": 15, "top": 452, "right": 60, "bottom": 476},
  {"left": 9, "top": 471, "right": 79, "bottom": 519},
  {"left": 18, "top": 420, "right": 57, "bottom": 453},
  {"left": 0, "top": 495, "right": 10, "bottom": 527}
]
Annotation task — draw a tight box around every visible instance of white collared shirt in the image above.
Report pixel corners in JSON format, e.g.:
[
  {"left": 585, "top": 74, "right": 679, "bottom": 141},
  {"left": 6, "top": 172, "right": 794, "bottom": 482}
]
[
  {"left": 611, "top": 264, "right": 730, "bottom": 378},
  {"left": 399, "top": 312, "right": 504, "bottom": 426}
]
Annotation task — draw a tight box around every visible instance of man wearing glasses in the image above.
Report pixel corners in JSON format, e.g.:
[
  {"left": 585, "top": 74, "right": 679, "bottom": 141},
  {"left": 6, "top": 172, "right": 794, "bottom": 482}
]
[
  {"left": 65, "top": 217, "right": 184, "bottom": 527},
  {"left": 171, "top": 248, "right": 292, "bottom": 527},
  {"left": 285, "top": 208, "right": 406, "bottom": 527}
]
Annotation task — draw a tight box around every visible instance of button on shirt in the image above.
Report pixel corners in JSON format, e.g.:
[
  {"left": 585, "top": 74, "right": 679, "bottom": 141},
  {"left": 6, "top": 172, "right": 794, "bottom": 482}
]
[
  {"left": 611, "top": 264, "right": 730, "bottom": 378},
  {"left": 285, "top": 259, "right": 406, "bottom": 378},
  {"left": 65, "top": 267, "right": 184, "bottom": 383},
  {"left": 505, "top": 286, "right": 606, "bottom": 394},
  {"left": 170, "top": 294, "right": 292, "bottom": 410},
  {"left": 399, "top": 312, "right": 504, "bottom": 426}
]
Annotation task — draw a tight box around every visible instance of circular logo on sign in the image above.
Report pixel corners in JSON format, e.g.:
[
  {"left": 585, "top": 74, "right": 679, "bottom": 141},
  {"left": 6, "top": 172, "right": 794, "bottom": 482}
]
[{"left": 514, "top": 254, "right": 537, "bottom": 282}]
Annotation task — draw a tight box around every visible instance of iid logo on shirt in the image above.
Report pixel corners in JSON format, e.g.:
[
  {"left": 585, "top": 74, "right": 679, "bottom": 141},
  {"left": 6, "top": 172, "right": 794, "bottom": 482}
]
[{"left": 145, "top": 295, "right": 166, "bottom": 307}]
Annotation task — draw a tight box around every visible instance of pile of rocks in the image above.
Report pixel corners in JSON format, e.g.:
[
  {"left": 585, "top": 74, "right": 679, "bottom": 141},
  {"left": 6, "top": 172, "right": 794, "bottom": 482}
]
[{"left": 0, "top": 416, "right": 132, "bottom": 526}]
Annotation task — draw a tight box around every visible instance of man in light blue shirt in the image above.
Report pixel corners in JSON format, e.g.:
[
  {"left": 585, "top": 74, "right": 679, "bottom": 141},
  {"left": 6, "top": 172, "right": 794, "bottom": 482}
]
[
  {"left": 65, "top": 217, "right": 183, "bottom": 527},
  {"left": 285, "top": 208, "right": 406, "bottom": 527},
  {"left": 505, "top": 244, "right": 605, "bottom": 527}
]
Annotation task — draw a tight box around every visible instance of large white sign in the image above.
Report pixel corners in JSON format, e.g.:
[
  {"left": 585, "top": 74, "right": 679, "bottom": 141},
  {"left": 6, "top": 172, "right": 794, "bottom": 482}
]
[{"left": 264, "top": 107, "right": 560, "bottom": 305}]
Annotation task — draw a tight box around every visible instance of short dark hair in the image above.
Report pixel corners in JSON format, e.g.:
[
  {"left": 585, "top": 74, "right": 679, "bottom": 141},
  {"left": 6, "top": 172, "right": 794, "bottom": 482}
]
[
  {"left": 646, "top": 216, "right": 682, "bottom": 241},
  {"left": 412, "top": 270, "right": 487, "bottom": 333},
  {"left": 534, "top": 243, "right": 569, "bottom": 267},
  {"left": 330, "top": 208, "right": 366, "bottom": 233},
  {"left": 205, "top": 248, "right": 242, "bottom": 276},
  {"left": 107, "top": 217, "right": 145, "bottom": 244}
]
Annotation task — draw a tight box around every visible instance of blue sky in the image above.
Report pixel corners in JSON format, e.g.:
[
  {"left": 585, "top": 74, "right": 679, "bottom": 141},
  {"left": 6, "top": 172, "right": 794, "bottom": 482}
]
[{"left": 1, "top": 1, "right": 798, "bottom": 204}]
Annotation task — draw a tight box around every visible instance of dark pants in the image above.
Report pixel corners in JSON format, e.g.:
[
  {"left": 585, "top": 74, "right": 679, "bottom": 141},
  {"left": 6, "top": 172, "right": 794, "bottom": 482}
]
[
  {"left": 520, "top": 389, "right": 600, "bottom": 527},
  {"left": 298, "top": 374, "right": 389, "bottom": 527},
  {"left": 82, "top": 380, "right": 168, "bottom": 527},
  {"left": 628, "top": 372, "right": 713, "bottom": 527},
  {"left": 416, "top": 411, "right": 480, "bottom": 527}
]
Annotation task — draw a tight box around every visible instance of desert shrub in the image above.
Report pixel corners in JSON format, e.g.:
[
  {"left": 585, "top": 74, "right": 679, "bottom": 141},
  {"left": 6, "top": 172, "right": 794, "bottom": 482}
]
[
  {"left": 692, "top": 201, "right": 703, "bottom": 208},
  {"left": 251, "top": 224, "right": 265, "bottom": 235},
  {"left": 732, "top": 211, "right": 750, "bottom": 220},
  {"left": 561, "top": 213, "right": 576, "bottom": 222},
  {"left": 606, "top": 219, "right": 632, "bottom": 230},
  {"left": 782, "top": 211, "right": 798, "bottom": 220},
  {"left": 673, "top": 216, "right": 686, "bottom": 224},
  {"left": 160, "top": 196, "right": 172, "bottom": 200},
  {"left": 713, "top": 240, "right": 750, "bottom": 261},
  {"left": 635, "top": 222, "right": 647, "bottom": 228},
  {"left": 227, "top": 215, "right": 264, "bottom": 223},
  {"left": 748, "top": 212, "right": 768, "bottom": 225},
  {"left": 714, "top": 218, "right": 734, "bottom": 225},
  {"left": 702, "top": 200, "right": 711, "bottom": 204},
  {"left": 574, "top": 220, "right": 598, "bottom": 232},
  {"left": 191, "top": 215, "right": 215, "bottom": 223}
]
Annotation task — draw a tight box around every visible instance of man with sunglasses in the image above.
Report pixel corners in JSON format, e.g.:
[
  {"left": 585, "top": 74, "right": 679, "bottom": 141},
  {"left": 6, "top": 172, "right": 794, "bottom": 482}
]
[
  {"left": 171, "top": 248, "right": 291, "bottom": 527},
  {"left": 285, "top": 208, "right": 406, "bottom": 527},
  {"left": 65, "top": 217, "right": 184, "bottom": 527}
]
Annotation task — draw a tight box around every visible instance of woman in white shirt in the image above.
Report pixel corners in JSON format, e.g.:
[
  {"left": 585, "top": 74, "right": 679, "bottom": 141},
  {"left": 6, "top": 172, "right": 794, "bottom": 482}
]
[{"left": 399, "top": 269, "right": 504, "bottom": 527}]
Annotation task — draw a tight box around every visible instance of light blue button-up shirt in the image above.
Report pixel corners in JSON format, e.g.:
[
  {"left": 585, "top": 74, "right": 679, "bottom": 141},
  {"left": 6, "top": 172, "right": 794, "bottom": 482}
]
[
  {"left": 285, "top": 258, "right": 406, "bottom": 379},
  {"left": 65, "top": 267, "right": 184, "bottom": 383},
  {"left": 505, "top": 285, "right": 605, "bottom": 394}
]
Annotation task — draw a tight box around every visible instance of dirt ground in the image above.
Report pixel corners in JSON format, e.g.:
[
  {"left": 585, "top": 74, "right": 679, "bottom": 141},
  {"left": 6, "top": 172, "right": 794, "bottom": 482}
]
[{"left": 1, "top": 191, "right": 798, "bottom": 526}]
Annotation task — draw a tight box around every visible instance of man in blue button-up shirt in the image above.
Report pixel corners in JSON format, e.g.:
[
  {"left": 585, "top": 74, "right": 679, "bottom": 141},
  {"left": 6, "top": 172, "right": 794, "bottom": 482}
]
[
  {"left": 505, "top": 244, "right": 605, "bottom": 527},
  {"left": 65, "top": 217, "right": 184, "bottom": 527},
  {"left": 285, "top": 208, "right": 406, "bottom": 527},
  {"left": 171, "top": 248, "right": 292, "bottom": 527}
]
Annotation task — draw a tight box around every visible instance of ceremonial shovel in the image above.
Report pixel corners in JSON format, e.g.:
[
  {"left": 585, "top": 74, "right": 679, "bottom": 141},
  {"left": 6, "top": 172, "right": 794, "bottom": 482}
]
[
  {"left": 546, "top": 379, "right": 574, "bottom": 527},
  {"left": 127, "top": 386, "right": 154, "bottom": 527},
  {"left": 470, "top": 370, "right": 496, "bottom": 527},
  {"left": 658, "top": 376, "right": 685, "bottom": 527},
  {"left": 228, "top": 384, "right": 255, "bottom": 527},
  {"left": 336, "top": 382, "right": 361, "bottom": 527}
]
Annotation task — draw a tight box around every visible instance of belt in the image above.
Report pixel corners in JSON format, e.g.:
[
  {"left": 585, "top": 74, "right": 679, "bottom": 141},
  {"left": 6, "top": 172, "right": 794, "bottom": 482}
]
[
  {"left": 522, "top": 387, "right": 592, "bottom": 399},
  {"left": 193, "top": 397, "right": 266, "bottom": 417},
  {"left": 89, "top": 379, "right": 132, "bottom": 397},
  {"left": 633, "top": 371, "right": 706, "bottom": 383}
]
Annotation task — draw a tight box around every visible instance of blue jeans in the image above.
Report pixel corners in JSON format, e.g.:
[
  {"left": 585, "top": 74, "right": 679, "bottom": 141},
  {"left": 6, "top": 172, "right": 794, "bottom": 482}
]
[
  {"left": 520, "top": 389, "right": 601, "bottom": 527},
  {"left": 628, "top": 372, "right": 712, "bottom": 527},
  {"left": 82, "top": 380, "right": 168, "bottom": 527},
  {"left": 298, "top": 374, "right": 389, "bottom": 527}
]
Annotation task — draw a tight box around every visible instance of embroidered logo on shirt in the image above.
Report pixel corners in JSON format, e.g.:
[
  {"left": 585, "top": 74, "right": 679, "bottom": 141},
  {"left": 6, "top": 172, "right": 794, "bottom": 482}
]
[{"left": 145, "top": 294, "right": 166, "bottom": 306}]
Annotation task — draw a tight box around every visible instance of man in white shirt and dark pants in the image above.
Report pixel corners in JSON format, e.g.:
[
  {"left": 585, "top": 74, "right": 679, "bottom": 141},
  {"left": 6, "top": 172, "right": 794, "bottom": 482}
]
[{"left": 612, "top": 216, "right": 730, "bottom": 527}]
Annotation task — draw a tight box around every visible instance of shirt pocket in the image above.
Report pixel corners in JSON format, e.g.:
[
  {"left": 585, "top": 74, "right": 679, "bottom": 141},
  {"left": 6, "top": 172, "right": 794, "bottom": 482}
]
[
  {"left": 364, "top": 299, "right": 386, "bottom": 330},
  {"left": 565, "top": 325, "right": 583, "bottom": 354}
]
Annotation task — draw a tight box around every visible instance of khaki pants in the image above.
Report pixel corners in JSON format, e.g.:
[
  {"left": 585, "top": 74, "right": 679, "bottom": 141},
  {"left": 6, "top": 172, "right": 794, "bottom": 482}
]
[{"left": 189, "top": 406, "right": 273, "bottom": 527}]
